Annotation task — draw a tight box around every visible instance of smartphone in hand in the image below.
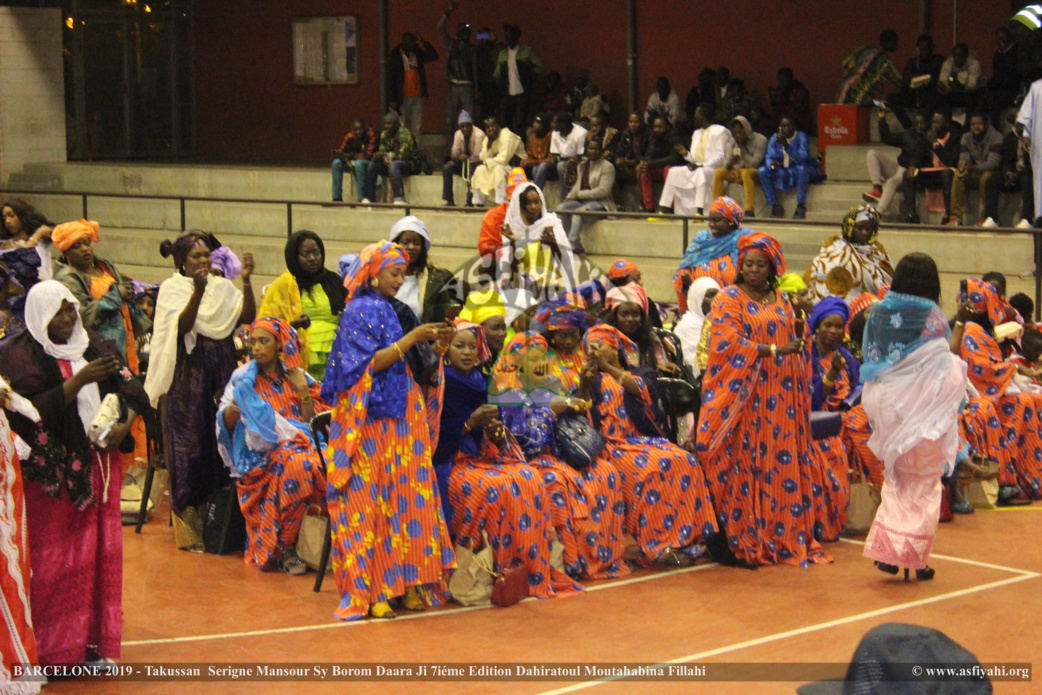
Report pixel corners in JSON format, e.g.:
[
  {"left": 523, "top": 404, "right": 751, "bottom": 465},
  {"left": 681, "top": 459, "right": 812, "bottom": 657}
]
[{"left": 98, "top": 338, "right": 120, "bottom": 361}]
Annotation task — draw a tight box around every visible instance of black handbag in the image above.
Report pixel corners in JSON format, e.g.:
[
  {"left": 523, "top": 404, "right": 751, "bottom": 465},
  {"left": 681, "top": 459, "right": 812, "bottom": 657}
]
[
  {"left": 553, "top": 412, "right": 606, "bottom": 471},
  {"left": 203, "top": 484, "right": 248, "bottom": 555},
  {"left": 810, "top": 412, "right": 843, "bottom": 441}
]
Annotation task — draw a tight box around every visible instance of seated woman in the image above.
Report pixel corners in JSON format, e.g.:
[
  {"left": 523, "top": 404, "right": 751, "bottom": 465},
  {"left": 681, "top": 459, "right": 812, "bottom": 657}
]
[
  {"left": 604, "top": 282, "right": 674, "bottom": 375},
  {"left": 578, "top": 324, "right": 718, "bottom": 566},
  {"left": 806, "top": 205, "right": 894, "bottom": 302},
  {"left": 953, "top": 278, "right": 1042, "bottom": 500},
  {"left": 321, "top": 241, "right": 456, "bottom": 621},
  {"left": 259, "top": 230, "right": 346, "bottom": 381},
  {"left": 53, "top": 220, "right": 150, "bottom": 375},
  {"left": 434, "top": 319, "right": 579, "bottom": 598},
  {"left": 673, "top": 196, "right": 752, "bottom": 313},
  {"left": 5, "top": 281, "right": 141, "bottom": 666},
  {"left": 497, "top": 182, "right": 579, "bottom": 299},
  {"left": 806, "top": 297, "right": 860, "bottom": 542},
  {"left": 673, "top": 277, "right": 720, "bottom": 379},
  {"left": 217, "top": 318, "right": 329, "bottom": 575},
  {"left": 1, "top": 198, "right": 54, "bottom": 281},
  {"left": 537, "top": 298, "right": 587, "bottom": 392},
  {"left": 389, "top": 216, "right": 463, "bottom": 323},
  {"left": 492, "top": 332, "right": 629, "bottom": 579},
  {"left": 459, "top": 289, "right": 508, "bottom": 373},
  {"left": 144, "top": 231, "right": 256, "bottom": 551},
  {"left": 0, "top": 265, "right": 27, "bottom": 354},
  {"left": 696, "top": 232, "right": 830, "bottom": 567}
]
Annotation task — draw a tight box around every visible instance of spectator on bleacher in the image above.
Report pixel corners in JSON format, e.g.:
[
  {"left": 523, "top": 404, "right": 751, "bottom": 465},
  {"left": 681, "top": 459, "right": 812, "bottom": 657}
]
[
  {"left": 712, "top": 115, "right": 767, "bottom": 218},
  {"left": 362, "top": 112, "right": 415, "bottom": 205},
  {"left": 645, "top": 76, "right": 684, "bottom": 125},
  {"left": 442, "top": 110, "right": 487, "bottom": 207},
  {"left": 604, "top": 282, "right": 677, "bottom": 378},
  {"left": 988, "top": 28, "right": 1020, "bottom": 129},
  {"left": 1003, "top": 122, "right": 1035, "bottom": 228},
  {"left": 438, "top": 2, "right": 477, "bottom": 136},
  {"left": 557, "top": 137, "right": 616, "bottom": 254},
  {"left": 0, "top": 267, "right": 26, "bottom": 353},
  {"left": 519, "top": 113, "right": 552, "bottom": 182},
  {"left": 909, "top": 110, "right": 963, "bottom": 224},
  {"left": 717, "top": 79, "right": 760, "bottom": 128},
  {"left": 637, "top": 115, "right": 683, "bottom": 213},
  {"left": 937, "top": 43, "right": 983, "bottom": 115},
  {"left": 947, "top": 112, "right": 1002, "bottom": 227},
  {"left": 1, "top": 199, "right": 54, "bottom": 280},
  {"left": 807, "top": 205, "right": 894, "bottom": 303},
  {"left": 759, "top": 116, "right": 816, "bottom": 219},
  {"left": 477, "top": 168, "right": 528, "bottom": 260},
  {"left": 535, "top": 112, "right": 587, "bottom": 199},
  {"left": 578, "top": 83, "right": 606, "bottom": 126},
  {"left": 144, "top": 231, "right": 256, "bottom": 551},
  {"left": 494, "top": 25, "right": 542, "bottom": 135},
  {"left": 387, "top": 32, "right": 439, "bottom": 148},
  {"left": 607, "top": 258, "right": 641, "bottom": 287},
  {"left": 532, "top": 71, "right": 568, "bottom": 122},
  {"left": 887, "top": 34, "right": 945, "bottom": 129},
  {"left": 475, "top": 27, "right": 501, "bottom": 121},
  {"left": 1010, "top": 293, "right": 1036, "bottom": 329},
  {"left": 587, "top": 113, "right": 619, "bottom": 163},
  {"left": 673, "top": 196, "right": 751, "bottom": 313},
  {"left": 331, "top": 119, "right": 376, "bottom": 203},
  {"left": 612, "top": 113, "right": 647, "bottom": 208},
  {"left": 389, "top": 215, "right": 464, "bottom": 324},
  {"left": 863, "top": 107, "right": 932, "bottom": 217},
  {"left": 837, "top": 29, "right": 902, "bottom": 105},
  {"left": 52, "top": 220, "right": 150, "bottom": 374},
  {"left": 217, "top": 317, "right": 330, "bottom": 575},
  {"left": 258, "top": 230, "right": 346, "bottom": 381},
  {"left": 767, "top": 68, "right": 813, "bottom": 135},
  {"left": 684, "top": 69, "right": 717, "bottom": 129},
  {"left": 497, "top": 182, "right": 578, "bottom": 298},
  {"left": 1018, "top": 77, "right": 1042, "bottom": 227},
  {"left": 565, "top": 71, "right": 590, "bottom": 122},
  {"left": 470, "top": 116, "right": 526, "bottom": 206},
  {"left": 659, "top": 103, "right": 735, "bottom": 216}
]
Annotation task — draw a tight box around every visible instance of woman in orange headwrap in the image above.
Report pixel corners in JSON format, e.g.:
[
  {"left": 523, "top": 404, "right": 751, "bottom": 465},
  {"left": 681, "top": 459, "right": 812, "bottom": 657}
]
[
  {"left": 672, "top": 196, "right": 753, "bottom": 313},
  {"left": 217, "top": 317, "right": 330, "bottom": 574},
  {"left": 696, "top": 232, "right": 831, "bottom": 567},
  {"left": 321, "top": 241, "right": 456, "bottom": 620}
]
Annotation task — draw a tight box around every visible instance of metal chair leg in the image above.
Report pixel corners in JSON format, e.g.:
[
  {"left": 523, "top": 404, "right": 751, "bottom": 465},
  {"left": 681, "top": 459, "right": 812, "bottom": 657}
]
[{"left": 313, "top": 516, "right": 332, "bottom": 592}]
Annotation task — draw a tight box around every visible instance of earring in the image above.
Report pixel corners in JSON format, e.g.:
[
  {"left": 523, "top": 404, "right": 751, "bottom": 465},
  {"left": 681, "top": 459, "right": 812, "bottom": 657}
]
[{"left": 371, "top": 278, "right": 381, "bottom": 288}]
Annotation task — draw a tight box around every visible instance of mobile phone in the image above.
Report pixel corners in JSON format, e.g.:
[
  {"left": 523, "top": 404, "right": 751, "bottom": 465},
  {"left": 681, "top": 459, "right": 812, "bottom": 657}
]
[
  {"left": 872, "top": 99, "right": 887, "bottom": 110},
  {"left": 444, "top": 305, "right": 462, "bottom": 323},
  {"left": 959, "top": 279, "right": 968, "bottom": 301},
  {"left": 98, "top": 338, "right": 119, "bottom": 360},
  {"left": 476, "top": 31, "right": 490, "bottom": 40}
]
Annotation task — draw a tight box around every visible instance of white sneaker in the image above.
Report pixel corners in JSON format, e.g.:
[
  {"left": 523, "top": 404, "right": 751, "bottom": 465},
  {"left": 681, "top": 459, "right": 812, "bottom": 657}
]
[
  {"left": 360, "top": 198, "right": 371, "bottom": 204},
  {"left": 1016, "top": 218, "right": 1034, "bottom": 229},
  {"left": 979, "top": 217, "right": 998, "bottom": 228},
  {"left": 393, "top": 198, "right": 407, "bottom": 205}
]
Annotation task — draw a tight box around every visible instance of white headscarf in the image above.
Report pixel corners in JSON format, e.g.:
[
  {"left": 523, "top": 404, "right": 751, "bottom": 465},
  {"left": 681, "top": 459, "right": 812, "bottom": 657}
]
[
  {"left": 673, "top": 277, "right": 720, "bottom": 376},
  {"left": 389, "top": 215, "right": 431, "bottom": 252},
  {"left": 500, "top": 182, "right": 578, "bottom": 295},
  {"left": 24, "top": 280, "right": 101, "bottom": 433}
]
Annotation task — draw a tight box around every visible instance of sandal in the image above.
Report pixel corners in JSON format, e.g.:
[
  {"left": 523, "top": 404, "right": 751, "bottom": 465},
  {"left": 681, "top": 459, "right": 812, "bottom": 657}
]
[
  {"left": 402, "top": 586, "right": 426, "bottom": 612},
  {"left": 278, "top": 548, "right": 307, "bottom": 575},
  {"left": 369, "top": 601, "right": 396, "bottom": 619}
]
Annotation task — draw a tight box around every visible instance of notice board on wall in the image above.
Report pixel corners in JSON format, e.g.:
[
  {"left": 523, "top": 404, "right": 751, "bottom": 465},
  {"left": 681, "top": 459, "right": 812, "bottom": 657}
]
[{"left": 292, "top": 16, "right": 358, "bottom": 85}]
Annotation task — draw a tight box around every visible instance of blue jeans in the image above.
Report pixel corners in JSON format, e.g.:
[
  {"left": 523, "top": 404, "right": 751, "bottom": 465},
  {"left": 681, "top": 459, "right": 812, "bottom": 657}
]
[
  {"left": 758, "top": 163, "right": 811, "bottom": 206},
  {"left": 534, "top": 159, "right": 572, "bottom": 198},
  {"left": 442, "top": 160, "right": 471, "bottom": 204},
  {"left": 331, "top": 158, "right": 371, "bottom": 201},
  {"left": 364, "top": 159, "right": 415, "bottom": 201},
  {"left": 557, "top": 199, "right": 606, "bottom": 248}
]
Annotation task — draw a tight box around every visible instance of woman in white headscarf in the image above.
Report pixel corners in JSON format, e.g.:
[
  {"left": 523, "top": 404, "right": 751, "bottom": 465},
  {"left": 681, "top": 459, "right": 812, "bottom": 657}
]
[
  {"left": 673, "top": 277, "right": 721, "bottom": 377},
  {"left": 4, "top": 280, "right": 136, "bottom": 668},
  {"left": 388, "top": 215, "right": 463, "bottom": 323},
  {"left": 499, "top": 182, "right": 579, "bottom": 299}
]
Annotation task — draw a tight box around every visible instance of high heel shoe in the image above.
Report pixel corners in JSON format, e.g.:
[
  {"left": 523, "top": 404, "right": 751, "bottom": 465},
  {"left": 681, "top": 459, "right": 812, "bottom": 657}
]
[
  {"left": 874, "top": 561, "right": 899, "bottom": 575},
  {"left": 904, "top": 569, "right": 909, "bottom": 582},
  {"left": 916, "top": 566, "right": 935, "bottom": 581}
]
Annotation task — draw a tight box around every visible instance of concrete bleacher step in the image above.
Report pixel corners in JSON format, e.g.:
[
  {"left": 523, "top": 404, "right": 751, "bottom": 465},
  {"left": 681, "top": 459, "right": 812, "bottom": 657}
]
[{"left": 823, "top": 144, "right": 899, "bottom": 182}]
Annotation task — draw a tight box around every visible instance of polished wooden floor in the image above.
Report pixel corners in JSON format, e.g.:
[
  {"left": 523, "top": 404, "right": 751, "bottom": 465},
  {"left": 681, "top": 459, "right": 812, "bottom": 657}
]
[{"left": 43, "top": 500, "right": 1041, "bottom": 695}]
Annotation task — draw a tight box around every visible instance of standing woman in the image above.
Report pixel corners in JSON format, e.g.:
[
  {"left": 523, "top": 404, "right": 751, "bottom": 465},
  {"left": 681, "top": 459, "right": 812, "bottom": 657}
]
[
  {"left": 321, "top": 241, "right": 456, "bottom": 621},
  {"left": 4, "top": 281, "right": 139, "bottom": 667},
  {"left": 53, "top": 220, "right": 150, "bottom": 374},
  {"left": 258, "top": 230, "right": 346, "bottom": 380},
  {"left": 144, "top": 232, "right": 256, "bottom": 551},
  {"left": 672, "top": 196, "right": 752, "bottom": 313},
  {"left": 861, "top": 253, "right": 966, "bottom": 581},
  {"left": 1, "top": 199, "right": 54, "bottom": 281},
  {"left": 389, "top": 216, "right": 463, "bottom": 323},
  {"left": 696, "top": 233, "right": 830, "bottom": 567}
]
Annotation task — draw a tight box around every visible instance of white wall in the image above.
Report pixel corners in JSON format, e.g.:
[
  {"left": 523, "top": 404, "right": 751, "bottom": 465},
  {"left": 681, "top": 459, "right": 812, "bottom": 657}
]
[{"left": 0, "top": 7, "right": 66, "bottom": 183}]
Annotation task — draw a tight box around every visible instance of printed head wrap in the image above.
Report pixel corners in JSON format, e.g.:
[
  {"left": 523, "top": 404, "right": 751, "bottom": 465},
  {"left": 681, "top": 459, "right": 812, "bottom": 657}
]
[
  {"left": 132, "top": 281, "right": 159, "bottom": 302},
  {"left": 709, "top": 196, "right": 744, "bottom": 228},
  {"left": 159, "top": 230, "right": 217, "bottom": 270},
  {"left": 848, "top": 292, "right": 880, "bottom": 327},
  {"left": 505, "top": 167, "right": 528, "bottom": 201},
  {"left": 535, "top": 297, "right": 586, "bottom": 332},
  {"left": 963, "top": 278, "right": 1006, "bottom": 327},
  {"left": 52, "top": 219, "right": 100, "bottom": 253},
  {"left": 607, "top": 258, "right": 640, "bottom": 280},
  {"left": 342, "top": 240, "right": 408, "bottom": 303},
  {"left": 841, "top": 204, "right": 881, "bottom": 244},
  {"left": 583, "top": 324, "right": 640, "bottom": 366},
  {"left": 605, "top": 282, "right": 649, "bottom": 316},
  {"left": 452, "top": 317, "right": 492, "bottom": 364},
  {"left": 737, "top": 232, "right": 786, "bottom": 275},
  {"left": 251, "top": 317, "right": 304, "bottom": 370}
]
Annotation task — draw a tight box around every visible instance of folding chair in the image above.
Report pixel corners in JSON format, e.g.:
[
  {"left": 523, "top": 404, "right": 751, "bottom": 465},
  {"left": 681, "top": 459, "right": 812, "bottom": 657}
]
[
  {"left": 135, "top": 409, "right": 164, "bottom": 534},
  {"left": 309, "top": 411, "right": 333, "bottom": 592}
]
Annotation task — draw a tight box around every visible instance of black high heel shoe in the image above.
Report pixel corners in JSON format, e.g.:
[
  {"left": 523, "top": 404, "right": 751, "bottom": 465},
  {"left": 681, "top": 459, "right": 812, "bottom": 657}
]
[
  {"left": 875, "top": 561, "right": 899, "bottom": 575},
  {"left": 915, "top": 566, "right": 935, "bottom": 581}
]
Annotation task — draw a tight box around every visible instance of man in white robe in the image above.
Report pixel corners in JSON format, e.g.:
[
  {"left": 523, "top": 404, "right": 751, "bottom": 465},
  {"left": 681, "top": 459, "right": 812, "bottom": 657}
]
[
  {"left": 1017, "top": 77, "right": 1042, "bottom": 225},
  {"left": 470, "top": 116, "right": 527, "bottom": 205},
  {"left": 658, "top": 103, "right": 736, "bottom": 215}
]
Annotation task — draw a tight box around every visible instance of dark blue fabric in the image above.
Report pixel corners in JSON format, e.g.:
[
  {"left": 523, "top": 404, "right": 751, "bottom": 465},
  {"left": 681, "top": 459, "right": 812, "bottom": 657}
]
[
  {"left": 810, "top": 342, "right": 861, "bottom": 411},
  {"left": 432, "top": 365, "right": 489, "bottom": 532}
]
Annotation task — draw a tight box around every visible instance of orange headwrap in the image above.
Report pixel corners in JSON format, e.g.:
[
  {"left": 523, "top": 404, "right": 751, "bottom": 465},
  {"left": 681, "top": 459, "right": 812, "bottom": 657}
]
[
  {"left": 505, "top": 167, "right": 528, "bottom": 201},
  {"left": 252, "top": 317, "right": 304, "bottom": 370},
  {"left": 452, "top": 317, "right": 492, "bottom": 364},
  {"left": 341, "top": 240, "right": 409, "bottom": 303},
  {"left": 52, "top": 219, "right": 100, "bottom": 253}
]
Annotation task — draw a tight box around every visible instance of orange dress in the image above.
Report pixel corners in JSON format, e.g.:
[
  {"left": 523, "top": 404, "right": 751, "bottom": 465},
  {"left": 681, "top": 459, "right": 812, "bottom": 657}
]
[
  {"left": 89, "top": 269, "right": 138, "bottom": 374},
  {"left": 673, "top": 256, "right": 739, "bottom": 314},
  {"left": 807, "top": 351, "right": 851, "bottom": 542}
]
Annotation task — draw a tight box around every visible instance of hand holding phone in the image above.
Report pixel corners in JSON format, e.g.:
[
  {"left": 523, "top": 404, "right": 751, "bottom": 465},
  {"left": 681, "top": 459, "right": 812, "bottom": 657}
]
[{"left": 98, "top": 338, "right": 119, "bottom": 360}]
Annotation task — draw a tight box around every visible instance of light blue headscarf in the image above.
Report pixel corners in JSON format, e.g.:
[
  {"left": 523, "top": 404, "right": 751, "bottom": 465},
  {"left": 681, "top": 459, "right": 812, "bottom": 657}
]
[{"left": 860, "top": 291, "right": 951, "bottom": 382}]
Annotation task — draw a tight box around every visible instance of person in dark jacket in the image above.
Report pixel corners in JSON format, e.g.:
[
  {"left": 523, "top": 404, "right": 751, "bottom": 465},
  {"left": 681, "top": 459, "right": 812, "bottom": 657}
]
[
  {"left": 387, "top": 32, "right": 440, "bottom": 147},
  {"left": 438, "top": 2, "right": 477, "bottom": 135},
  {"left": 911, "top": 110, "right": 962, "bottom": 224},
  {"left": 988, "top": 27, "right": 1020, "bottom": 128},
  {"left": 887, "top": 35, "right": 945, "bottom": 129},
  {"left": 637, "top": 114, "right": 683, "bottom": 212},
  {"left": 493, "top": 25, "right": 542, "bottom": 135},
  {"left": 864, "top": 108, "right": 933, "bottom": 218}
]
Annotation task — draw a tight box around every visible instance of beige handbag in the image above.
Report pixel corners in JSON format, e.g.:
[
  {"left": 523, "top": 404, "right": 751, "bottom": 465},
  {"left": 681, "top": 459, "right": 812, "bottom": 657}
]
[
  {"left": 845, "top": 470, "right": 881, "bottom": 535},
  {"left": 448, "top": 533, "right": 494, "bottom": 607},
  {"left": 962, "top": 478, "right": 999, "bottom": 510},
  {"left": 296, "top": 512, "right": 332, "bottom": 573}
]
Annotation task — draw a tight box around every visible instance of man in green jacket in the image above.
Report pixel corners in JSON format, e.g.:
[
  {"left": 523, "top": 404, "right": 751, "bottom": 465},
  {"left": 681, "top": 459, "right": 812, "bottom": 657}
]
[{"left": 493, "top": 24, "right": 542, "bottom": 136}]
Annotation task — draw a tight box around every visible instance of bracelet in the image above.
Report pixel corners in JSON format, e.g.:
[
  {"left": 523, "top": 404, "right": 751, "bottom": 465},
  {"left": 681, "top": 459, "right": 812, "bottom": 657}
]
[
  {"left": 392, "top": 341, "right": 405, "bottom": 360},
  {"left": 462, "top": 422, "right": 472, "bottom": 433},
  {"left": 770, "top": 344, "right": 778, "bottom": 358},
  {"left": 822, "top": 376, "right": 835, "bottom": 387},
  {"left": 954, "top": 321, "right": 965, "bottom": 328}
]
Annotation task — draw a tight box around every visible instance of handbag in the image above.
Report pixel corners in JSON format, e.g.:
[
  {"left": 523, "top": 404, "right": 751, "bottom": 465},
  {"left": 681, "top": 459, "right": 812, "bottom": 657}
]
[
  {"left": 553, "top": 412, "right": 605, "bottom": 470},
  {"left": 448, "top": 532, "right": 494, "bottom": 606},
  {"left": 88, "top": 393, "right": 122, "bottom": 448},
  {"left": 202, "top": 484, "right": 248, "bottom": 555},
  {"left": 490, "top": 559, "right": 529, "bottom": 608},
  {"left": 810, "top": 411, "right": 843, "bottom": 440},
  {"left": 845, "top": 471, "right": 881, "bottom": 535},
  {"left": 962, "top": 478, "right": 999, "bottom": 510},
  {"left": 296, "top": 512, "right": 332, "bottom": 572}
]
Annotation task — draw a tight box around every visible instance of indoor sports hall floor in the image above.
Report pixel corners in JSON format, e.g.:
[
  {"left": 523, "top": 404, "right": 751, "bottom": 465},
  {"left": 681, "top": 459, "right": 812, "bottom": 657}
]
[{"left": 43, "top": 501, "right": 1041, "bottom": 694}]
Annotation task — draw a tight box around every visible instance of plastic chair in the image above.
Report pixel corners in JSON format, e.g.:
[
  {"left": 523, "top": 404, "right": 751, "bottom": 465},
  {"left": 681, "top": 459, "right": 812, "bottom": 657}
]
[{"left": 309, "top": 411, "right": 333, "bottom": 592}]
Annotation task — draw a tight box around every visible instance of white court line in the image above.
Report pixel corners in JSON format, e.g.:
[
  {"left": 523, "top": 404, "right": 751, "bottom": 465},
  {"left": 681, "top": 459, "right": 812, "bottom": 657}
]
[
  {"left": 534, "top": 561, "right": 1041, "bottom": 695},
  {"left": 123, "top": 563, "right": 718, "bottom": 647}
]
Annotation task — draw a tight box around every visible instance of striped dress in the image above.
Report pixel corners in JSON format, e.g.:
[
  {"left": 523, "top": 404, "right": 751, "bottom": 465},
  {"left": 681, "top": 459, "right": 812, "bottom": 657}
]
[
  {"left": 807, "top": 351, "right": 852, "bottom": 542},
  {"left": 673, "top": 256, "right": 739, "bottom": 315},
  {"left": 958, "top": 396, "right": 1013, "bottom": 485},
  {"left": 591, "top": 371, "right": 718, "bottom": 565},
  {"left": 696, "top": 286, "right": 830, "bottom": 567},
  {"left": 554, "top": 350, "right": 586, "bottom": 393}
]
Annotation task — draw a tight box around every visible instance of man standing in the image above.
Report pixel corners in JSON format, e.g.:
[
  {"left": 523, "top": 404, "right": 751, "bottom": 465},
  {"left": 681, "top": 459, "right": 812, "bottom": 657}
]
[
  {"left": 658, "top": 103, "right": 735, "bottom": 215},
  {"left": 442, "top": 110, "right": 486, "bottom": 207},
  {"left": 837, "top": 29, "right": 902, "bottom": 105},
  {"left": 438, "top": 2, "right": 477, "bottom": 136},
  {"left": 1019, "top": 78, "right": 1042, "bottom": 227},
  {"left": 363, "top": 112, "right": 415, "bottom": 205},
  {"left": 331, "top": 118, "right": 375, "bottom": 202},
  {"left": 494, "top": 25, "right": 542, "bottom": 135},
  {"left": 557, "top": 138, "right": 616, "bottom": 254},
  {"left": 387, "top": 32, "right": 439, "bottom": 148}
]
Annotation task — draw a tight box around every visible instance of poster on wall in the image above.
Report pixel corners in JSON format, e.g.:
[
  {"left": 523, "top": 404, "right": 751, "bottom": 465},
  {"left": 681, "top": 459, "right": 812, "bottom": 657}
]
[{"left": 293, "top": 16, "right": 358, "bottom": 85}]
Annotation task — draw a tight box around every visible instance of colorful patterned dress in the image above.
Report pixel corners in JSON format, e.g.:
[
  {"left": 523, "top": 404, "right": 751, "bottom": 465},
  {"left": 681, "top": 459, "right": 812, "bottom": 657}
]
[
  {"left": 843, "top": 405, "right": 885, "bottom": 486},
  {"left": 807, "top": 348, "right": 854, "bottom": 542},
  {"left": 322, "top": 292, "right": 455, "bottom": 620},
  {"left": 217, "top": 365, "right": 330, "bottom": 569},
  {"left": 672, "top": 226, "right": 752, "bottom": 313},
  {"left": 696, "top": 287, "right": 830, "bottom": 567},
  {"left": 590, "top": 371, "right": 719, "bottom": 564},
  {"left": 960, "top": 322, "right": 1042, "bottom": 497},
  {"left": 554, "top": 349, "right": 585, "bottom": 393}
]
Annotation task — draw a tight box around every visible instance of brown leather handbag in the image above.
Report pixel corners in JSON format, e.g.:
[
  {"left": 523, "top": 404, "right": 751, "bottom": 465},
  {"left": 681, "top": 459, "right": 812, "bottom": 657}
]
[{"left": 490, "top": 559, "right": 529, "bottom": 608}]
